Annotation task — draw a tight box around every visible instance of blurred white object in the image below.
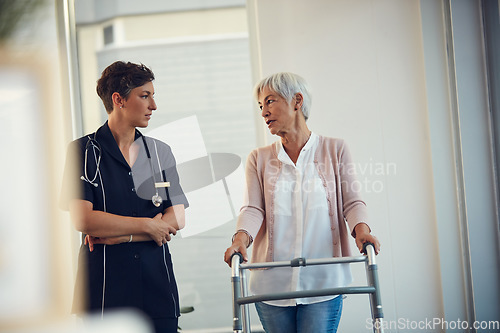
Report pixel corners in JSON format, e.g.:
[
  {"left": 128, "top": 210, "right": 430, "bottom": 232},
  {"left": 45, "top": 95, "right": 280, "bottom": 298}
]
[
  {"left": 0, "top": 67, "right": 50, "bottom": 323},
  {"left": 11, "top": 311, "right": 153, "bottom": 333}
]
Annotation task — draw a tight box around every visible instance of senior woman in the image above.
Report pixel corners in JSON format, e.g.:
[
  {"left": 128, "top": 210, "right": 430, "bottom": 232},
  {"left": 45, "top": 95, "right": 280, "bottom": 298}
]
[{"left": 224, "top": 72, "right": 380, "bottom": 333}]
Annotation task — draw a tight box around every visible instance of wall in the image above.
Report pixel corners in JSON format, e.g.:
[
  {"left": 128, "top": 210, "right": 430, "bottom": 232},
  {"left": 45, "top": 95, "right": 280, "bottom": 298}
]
[{"left": 75, "top": 0, "right": 245, "bottom": 24}]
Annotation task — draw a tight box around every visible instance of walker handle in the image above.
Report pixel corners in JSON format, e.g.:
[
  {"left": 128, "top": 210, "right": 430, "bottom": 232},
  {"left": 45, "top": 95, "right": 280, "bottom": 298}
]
[
  {"left": 362, "top": 242, "right": 376, "bottom": 255},
  {"left": 231, "top": 252, "right": 244, "bottom": 264}
]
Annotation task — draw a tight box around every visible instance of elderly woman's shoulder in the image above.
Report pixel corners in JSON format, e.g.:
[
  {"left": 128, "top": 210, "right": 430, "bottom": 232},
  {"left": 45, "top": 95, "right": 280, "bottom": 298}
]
[
  {"left": 243, "top": 143, "right": 278, "bottom": 165},
  {"left": 318, "top": 135, "right": 346, "bottom": 146},
  {"left": 317, "top": 135, "right": 355, "bottom": 155},
  {"left": 249, "top": 141, "right": 278, "bottom": 156}
]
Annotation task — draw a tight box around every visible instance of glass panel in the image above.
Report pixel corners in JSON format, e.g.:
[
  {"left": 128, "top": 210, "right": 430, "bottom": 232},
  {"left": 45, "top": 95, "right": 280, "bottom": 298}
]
[
  {"left": 73, "top": 1, "right": 257, "bottom": 330},
  {"left": 482, "top": 0, "right": 500, "bottom": 218}
]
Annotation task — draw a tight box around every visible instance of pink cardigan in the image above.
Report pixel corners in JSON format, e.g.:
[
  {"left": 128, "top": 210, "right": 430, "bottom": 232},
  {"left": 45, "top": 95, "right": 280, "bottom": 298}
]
[{"left": 236, "top": 136, "right": 369, "bottom": 263}]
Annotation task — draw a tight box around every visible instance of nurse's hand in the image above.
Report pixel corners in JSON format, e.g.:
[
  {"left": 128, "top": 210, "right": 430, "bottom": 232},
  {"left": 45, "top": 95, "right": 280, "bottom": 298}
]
[
  {"left": 146, "top": 213, "right": 177, "bottom": 246},
  {"left": 84, "top": 235, "right": 130, "bottom": 252}
]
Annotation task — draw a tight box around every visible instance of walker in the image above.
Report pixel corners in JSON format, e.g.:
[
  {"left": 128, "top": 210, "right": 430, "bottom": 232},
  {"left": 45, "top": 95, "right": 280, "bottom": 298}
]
[{"left": 230, "top": 242, "right": 384, "bottom": 333}]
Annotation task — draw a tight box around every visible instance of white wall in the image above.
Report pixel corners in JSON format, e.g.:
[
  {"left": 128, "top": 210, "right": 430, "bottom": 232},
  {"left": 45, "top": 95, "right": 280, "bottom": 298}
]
[{"left": 248, "top": 0, "right": 443, "bottom": 331}]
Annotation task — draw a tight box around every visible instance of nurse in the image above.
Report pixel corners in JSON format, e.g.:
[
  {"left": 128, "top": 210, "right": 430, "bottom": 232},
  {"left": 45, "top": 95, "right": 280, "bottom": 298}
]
[{"left": 60, "top": 61, "right": 189, "bottom": 333}]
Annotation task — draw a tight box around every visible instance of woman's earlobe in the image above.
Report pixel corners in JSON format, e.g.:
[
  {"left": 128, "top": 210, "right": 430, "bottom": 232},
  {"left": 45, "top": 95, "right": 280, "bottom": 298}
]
[{"left": 294, "top": 93, "right": 304, "bottom": 109}]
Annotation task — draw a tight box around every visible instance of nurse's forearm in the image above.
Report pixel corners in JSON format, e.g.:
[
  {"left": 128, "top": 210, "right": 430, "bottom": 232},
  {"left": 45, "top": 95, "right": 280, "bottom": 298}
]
[
  {"left": 75, "top": 210, "right": 152, "bottom": 237},
  {"left": 84, "top": 233, "right": 154, "bottom": 251},
  {"left": 70, "top": 200, "right": 155, "bottom": 238},
  {"left": 162, "top": 204, "right": 185, "bottom": 230},
  {"left": 70, "top": 200, "right": 178, "bottom": 247}
]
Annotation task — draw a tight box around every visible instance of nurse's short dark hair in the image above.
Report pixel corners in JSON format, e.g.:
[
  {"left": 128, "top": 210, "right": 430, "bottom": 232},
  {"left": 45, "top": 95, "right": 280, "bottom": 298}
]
[{"left": 96, "top": 61, "right": 155, "bottom": 113}]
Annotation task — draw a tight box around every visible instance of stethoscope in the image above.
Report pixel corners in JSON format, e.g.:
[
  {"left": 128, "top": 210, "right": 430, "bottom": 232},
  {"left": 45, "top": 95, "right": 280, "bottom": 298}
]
[{"left": 80, "top": 131, "right": 171, "bottom": 208}]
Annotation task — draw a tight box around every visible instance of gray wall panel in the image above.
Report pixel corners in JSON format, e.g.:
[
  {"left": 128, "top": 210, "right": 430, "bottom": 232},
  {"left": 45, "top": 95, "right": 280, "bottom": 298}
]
[{"left": 76, "top": 0, "right": 246, "bottom": 24}]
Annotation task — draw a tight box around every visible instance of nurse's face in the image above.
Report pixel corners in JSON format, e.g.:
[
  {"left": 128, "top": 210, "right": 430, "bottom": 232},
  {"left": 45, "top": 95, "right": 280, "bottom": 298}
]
[{"left": 122, "top": 81, "right": 157, "bottom": 128}]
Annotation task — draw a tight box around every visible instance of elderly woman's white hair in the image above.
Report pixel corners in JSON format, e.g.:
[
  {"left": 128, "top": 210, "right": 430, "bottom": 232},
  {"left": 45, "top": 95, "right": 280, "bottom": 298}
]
[{"left": 253, "top": 72, "right": 312, "bottom": 121}]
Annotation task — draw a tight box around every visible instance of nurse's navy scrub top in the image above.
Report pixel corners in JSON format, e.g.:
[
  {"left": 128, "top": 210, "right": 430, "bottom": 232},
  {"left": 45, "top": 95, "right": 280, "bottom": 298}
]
[{"left": 60, "top": 121, "right": 189, "bottom": 319}]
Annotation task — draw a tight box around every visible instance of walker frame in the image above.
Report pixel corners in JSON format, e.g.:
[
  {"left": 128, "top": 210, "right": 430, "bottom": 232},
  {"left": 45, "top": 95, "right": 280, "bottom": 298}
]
[{"left": 230, "top": 243, "right": 384, "bottom": 333}]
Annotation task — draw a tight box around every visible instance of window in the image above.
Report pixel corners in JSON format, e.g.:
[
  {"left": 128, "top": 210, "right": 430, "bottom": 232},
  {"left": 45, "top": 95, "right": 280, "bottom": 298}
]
[
  {"left": 73, "top": 2, "right": 258, "bottom": 330},
  {"left": 103, "top": 24, "right": 113, "bottom": 45}
]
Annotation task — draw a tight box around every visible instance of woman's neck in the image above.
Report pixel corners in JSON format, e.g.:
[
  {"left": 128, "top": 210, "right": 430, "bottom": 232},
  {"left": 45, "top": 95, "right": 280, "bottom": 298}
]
[
  {"left": 108, "top": 116, "right": 135, "bottom": 148},
  {"left": 280, "top": 124, "right": 311, "bottom": 164},
  {"left": 107, "top": 116, "right": 139, "bottom": 167}
]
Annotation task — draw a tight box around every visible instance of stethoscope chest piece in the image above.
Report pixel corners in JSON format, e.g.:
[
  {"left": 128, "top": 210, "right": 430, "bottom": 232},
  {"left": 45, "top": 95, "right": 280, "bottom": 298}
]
[
  {"left": 152, "top": 181, "right": 170, "bottom": 207},
  {"left": 152, "top": 193, "right": 163, "bottom": 207},
  {"left": 142, "top": 132, "right": 171, "bottom": 208}
]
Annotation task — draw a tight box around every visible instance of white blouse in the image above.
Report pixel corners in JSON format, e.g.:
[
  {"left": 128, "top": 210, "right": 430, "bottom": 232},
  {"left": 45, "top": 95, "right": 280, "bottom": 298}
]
[{"left": 249, "top": 133, "right": 352, "bottom": 306}]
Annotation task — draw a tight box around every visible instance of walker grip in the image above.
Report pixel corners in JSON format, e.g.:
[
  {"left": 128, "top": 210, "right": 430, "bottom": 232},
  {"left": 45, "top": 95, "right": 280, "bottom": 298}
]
[
  {"left": 231, "top": 252, "right": 244, "bottom": 264},
  {"left": 362, "top": 242, "right": 376, "bottom": 255}
]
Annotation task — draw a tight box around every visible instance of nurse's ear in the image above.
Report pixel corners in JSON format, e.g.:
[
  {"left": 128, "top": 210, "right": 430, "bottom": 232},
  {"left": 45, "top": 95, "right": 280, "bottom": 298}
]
[{"left": 112, "top": 92, "right": 126, "bottom": 110}]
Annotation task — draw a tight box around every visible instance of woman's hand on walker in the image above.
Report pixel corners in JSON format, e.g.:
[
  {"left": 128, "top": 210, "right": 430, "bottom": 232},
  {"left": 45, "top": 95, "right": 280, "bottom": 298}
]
[
  {"left": 224, "top": 232, "right": 249, "bottom": 267},
  {"left": 354, "top": 223, "right": 381, "bottom": 255}
]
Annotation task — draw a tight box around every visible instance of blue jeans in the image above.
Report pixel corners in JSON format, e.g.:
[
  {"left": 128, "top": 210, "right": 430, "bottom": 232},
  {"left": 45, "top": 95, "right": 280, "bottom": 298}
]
[{"left": 255, "top": 296, "right": 343, "bottom": 333}]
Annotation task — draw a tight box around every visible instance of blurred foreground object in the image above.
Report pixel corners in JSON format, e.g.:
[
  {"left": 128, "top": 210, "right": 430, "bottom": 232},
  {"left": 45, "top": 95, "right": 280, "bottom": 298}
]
[
  {"left": 4, "top": 310, "right": 154, "bottom": 333},
  {"left": 0, "top": 0, "right": 46, "bottom": 43}
]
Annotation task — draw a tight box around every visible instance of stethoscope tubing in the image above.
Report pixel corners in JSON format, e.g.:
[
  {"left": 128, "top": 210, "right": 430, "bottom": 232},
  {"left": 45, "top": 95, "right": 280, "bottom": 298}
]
[
  {"left": 81, "top": 135, "right": 101, "bottom": 187},
  {"left": 81, "top": 130, "right": 171, "bottom": 207}
]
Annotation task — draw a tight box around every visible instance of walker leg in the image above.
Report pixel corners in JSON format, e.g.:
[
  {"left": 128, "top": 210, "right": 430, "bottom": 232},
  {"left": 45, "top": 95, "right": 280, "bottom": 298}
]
[
  {"left": 374, "top": 318, "right": 385, "bottom": 333},
  {"left": 231, "top": 254, "right": 244, "bottom": 333},
  {"left": 241, "top": 269, "right": 251, "bottom": 333},
  {"left": 365, "top": 244, "right": 384, "bottom": 333}
]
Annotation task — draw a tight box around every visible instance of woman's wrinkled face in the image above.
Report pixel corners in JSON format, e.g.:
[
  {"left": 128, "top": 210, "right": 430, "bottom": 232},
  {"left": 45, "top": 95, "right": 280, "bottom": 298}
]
[
  {"left": 258, "top": 86, "right": 295, "bottom": 136},
  {"left": 122, "top": 81, "right": 157, "bottom": 128}
]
